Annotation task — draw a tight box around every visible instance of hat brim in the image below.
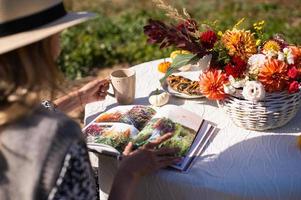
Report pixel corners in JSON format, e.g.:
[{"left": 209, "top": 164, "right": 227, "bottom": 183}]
[{"left": 0, "top": 12, "right": 96, "bottom": 54}]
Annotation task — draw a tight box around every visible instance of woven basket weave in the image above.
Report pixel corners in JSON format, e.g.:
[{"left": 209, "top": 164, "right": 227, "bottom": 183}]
[{"left": 217, "top": 90, "right": 301, "bottom": 131}]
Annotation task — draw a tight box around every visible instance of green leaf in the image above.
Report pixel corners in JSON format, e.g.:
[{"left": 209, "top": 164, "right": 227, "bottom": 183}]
[{"left": 160, "top": 54, "right": 199, "bottom": 83}]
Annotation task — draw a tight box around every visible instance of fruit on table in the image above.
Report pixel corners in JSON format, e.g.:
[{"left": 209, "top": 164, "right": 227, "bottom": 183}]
[
  {"left": 149, "top": 90, "right": 169, "bottom": 107},
  {"left": 158, "top": 61, "right": 171, "bottom": 73},
  {"left": 170, "top": 50, "right": 191, "bottom": 60},
  {"left": 170, "top": 50, "right": 193, "bottom": 71}
]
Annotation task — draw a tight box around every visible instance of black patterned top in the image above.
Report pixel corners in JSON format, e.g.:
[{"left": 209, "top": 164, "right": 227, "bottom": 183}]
[{"left": 48, "top": 142, "right": 97, "bottom": 200}]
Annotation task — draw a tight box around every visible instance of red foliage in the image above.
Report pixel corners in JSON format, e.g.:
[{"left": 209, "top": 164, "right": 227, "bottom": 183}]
[
  {"left": 177, "top": 19, "right": 199, "bottom": 33},
  {"left": 144, "top": 19, "right": 207, "bottom": 55}
]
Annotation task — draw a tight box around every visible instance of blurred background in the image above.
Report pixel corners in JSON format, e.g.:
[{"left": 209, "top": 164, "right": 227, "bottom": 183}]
[{"left": 61, "top": 0, "right": 301, "bottom": 80}]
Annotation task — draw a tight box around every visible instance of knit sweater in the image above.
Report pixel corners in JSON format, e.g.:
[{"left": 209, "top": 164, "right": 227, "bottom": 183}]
[{"left": 0, "top": 106, "right": 85, "bottom": 200}]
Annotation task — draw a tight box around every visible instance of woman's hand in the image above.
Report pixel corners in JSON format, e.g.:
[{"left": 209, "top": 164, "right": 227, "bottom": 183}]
[
  {"left": 78, "top": 79, "right": 110, "bottom": 105},
  {"left": 53, "top": 79, "right": 110, "bottom": 113},
  {"left": 109, "top": 133, "right": 180, "bottom": 200},
  {"left": 118, "top": 133, "right": 180, "bottom": 181}
]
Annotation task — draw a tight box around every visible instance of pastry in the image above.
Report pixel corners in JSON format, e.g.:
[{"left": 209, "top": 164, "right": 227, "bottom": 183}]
[{"left": 166, "top": 75, "right": 202, "bottom": 96}]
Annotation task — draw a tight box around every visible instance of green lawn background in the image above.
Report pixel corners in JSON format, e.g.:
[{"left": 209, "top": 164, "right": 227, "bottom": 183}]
[{"left": 60, "top": 0, "right": 301, "bottom": 79}]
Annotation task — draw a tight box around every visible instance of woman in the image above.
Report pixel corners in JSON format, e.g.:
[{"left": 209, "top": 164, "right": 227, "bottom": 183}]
[{"left": 0, "top": 1, "right": 179, "bottom": 200}]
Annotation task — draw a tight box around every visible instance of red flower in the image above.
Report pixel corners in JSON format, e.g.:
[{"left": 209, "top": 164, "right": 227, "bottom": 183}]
[
  {"left": 288, "top": 66, "right": 299, "bottom": 79},
  {"left": 200, "top": 30, "right": 218, "bottom": 49},
  {"left": 224, "top": 56, "right": 247, "bottom": 78},
  {"left": 288, "top": 81, "right": 300, "bottom": 93},
  {"left": 232, "top": 56, "right": 247, "bottom": 67},
  {"left": 225, "top": 63, "right": 239, "bottom": 78}
]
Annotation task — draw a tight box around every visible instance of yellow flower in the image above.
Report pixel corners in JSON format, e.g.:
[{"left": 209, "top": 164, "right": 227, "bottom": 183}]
[
  {"left": 263, "top": 40, "right": 281, "bottom": 53},
  {"left": 253, "top": 20, "right": 265, "bottom": 32},
  {"left": 256, "top": 27, "right": 263, "bottom": 31},
  {"left": 258, "top": 20, "right": 265, "bottom": 26},
  {"left": 170, "top": 50, "right": 191, "bottom": 60},
  {"left": 218, "top": 31, "right": 223, "bottom": 37},
  {"left": 222, "top": 29, "right": 257, "bottom": 60},
  {"left": 256, "top": 39, "right": 262, "bottom": 46},
  {"left": 234, "top": 18, "right": 245, "bottom": 29}
]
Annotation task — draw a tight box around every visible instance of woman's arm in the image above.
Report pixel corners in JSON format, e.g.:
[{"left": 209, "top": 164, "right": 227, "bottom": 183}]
[
  {"left": 108, "top": 170, "right": 138, "bottom": 200},
  {"left": 53, "top": 90, "right": 83, "bottom": 113},
  {"left": 53, "top": 79, "right": 109, "bottom": 113}
]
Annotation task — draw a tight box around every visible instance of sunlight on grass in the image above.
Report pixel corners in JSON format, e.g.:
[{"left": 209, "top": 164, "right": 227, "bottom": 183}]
[{"left": 60, "top": 0, "right": 301, "bottom": 79}]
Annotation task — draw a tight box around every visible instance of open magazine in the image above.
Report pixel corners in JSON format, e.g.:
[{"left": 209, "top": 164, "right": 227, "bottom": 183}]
[{"left": 83, "top": 105, "right": 216, "bottom": 171}]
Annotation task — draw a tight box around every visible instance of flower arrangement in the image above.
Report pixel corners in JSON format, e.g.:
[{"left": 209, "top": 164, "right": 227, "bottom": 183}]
[{"left": 144, "top": 0, "right": 301, "bottom": 102}]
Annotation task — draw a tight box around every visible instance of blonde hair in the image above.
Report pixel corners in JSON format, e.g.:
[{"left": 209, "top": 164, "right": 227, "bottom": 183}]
[{"left": 0, "top": 36, "right": 63, "bottom": 126}]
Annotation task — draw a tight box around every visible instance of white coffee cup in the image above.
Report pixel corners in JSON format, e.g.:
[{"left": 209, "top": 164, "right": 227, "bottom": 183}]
[{"left": 109, "top": 69, "right": 136, "bottom": 105}]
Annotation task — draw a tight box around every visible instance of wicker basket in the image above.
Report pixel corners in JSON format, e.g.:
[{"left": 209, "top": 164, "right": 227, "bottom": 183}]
[{"left": 217, "top": 90, "right": 301, "bottom": 131}]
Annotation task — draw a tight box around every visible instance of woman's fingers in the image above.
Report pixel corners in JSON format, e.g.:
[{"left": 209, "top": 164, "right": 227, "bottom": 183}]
[
  {"left": 156, "top": 158, "right": 181, "bottom": 169},
  {"left": 95, "top": 78, "right": 110, "bottom": 86},
  {"left": 155, "top": 147, "right": 179, "bottom": 156},
  {"left": 123, "top": 142, "right": 134, "bottom": 156},
  {"left": 156, "top": 155, "right": 181, "bottom": 163},
  {"left": 153, "top": 148, "right": 180, "bottom": 168},
  {"left": 98, "top": 80, "right": 110, "bottom": 95},
  {"left": 144, "top": 133, "right": 173, "bottom": 149}
]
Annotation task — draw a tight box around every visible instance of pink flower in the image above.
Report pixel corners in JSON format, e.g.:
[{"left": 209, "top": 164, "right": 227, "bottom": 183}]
[
  {"left": 288, "top": 81, "right": 300, "bottom": 94},
  {"left": 288, "top": 67, "right": 299, "bottom": 79}
]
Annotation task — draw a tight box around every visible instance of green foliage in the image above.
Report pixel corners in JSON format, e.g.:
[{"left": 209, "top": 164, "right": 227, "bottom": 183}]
[
  {"left": 160, "top": 54, "right": 199, "bottom": 83},
  {"left": 60, "top": 0, "right": 301, "bottom": 79},
  {"left": 58, "top": 10, "right": 173, "bottom": 79}
]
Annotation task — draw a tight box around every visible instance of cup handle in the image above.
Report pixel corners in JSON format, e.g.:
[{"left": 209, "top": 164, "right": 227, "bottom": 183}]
[{"left": 107, "top": 81, "right": 115, "bottom": 97}]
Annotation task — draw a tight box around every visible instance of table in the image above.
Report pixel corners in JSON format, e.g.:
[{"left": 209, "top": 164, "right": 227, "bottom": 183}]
[{"left": 85, "top": 59, "right": 301, "bottom": 200}]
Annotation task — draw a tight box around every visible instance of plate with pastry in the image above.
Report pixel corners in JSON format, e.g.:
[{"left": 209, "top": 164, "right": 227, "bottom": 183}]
[{"left": 162, "top": 71, "right": 204, "bottom": 99}]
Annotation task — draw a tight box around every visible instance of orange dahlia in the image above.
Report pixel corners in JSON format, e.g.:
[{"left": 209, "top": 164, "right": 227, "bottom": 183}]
[
  {"left": 199, "top": 70, "right": 228, "bottom": 100},
  {"left": 258, "top": 59, "right": 289, "bottom": 92},
  {"left": 222, "top": 29, "right": 257, "bottom": 60}
]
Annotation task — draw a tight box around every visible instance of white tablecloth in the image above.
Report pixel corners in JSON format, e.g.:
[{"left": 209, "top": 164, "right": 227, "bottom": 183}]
[{"left": 85, "top": 59, "right": 301, "bottom": 200}]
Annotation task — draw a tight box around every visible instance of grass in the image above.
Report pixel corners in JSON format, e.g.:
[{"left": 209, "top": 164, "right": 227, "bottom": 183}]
[{"left": 60, "top": 0, "right": 301, "bottom": 79}]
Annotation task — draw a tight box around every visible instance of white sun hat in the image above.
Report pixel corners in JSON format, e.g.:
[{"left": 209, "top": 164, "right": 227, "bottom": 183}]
[{"left": 0, "top": 0, "right": 96, "bottom": 54}]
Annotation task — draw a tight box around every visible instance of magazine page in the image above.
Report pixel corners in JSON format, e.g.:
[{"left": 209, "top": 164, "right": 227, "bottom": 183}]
[
  {"left": 132, "top": 105, "right": 208, "bottom": 170},
  {"left": 133, "top": 105, "right": 203, "bottom": 148},
  {"left": 91, "top": 105, "right": 157, "bottom": 131},
  {"left": 83, "top": 122, "right": 139, "bottom": 156},
  {"left": 84, "top": 104, "right": 215, "bottom": 169},
  {"left": 83, "top": 105, "right": 157, "bottom": 156}
]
